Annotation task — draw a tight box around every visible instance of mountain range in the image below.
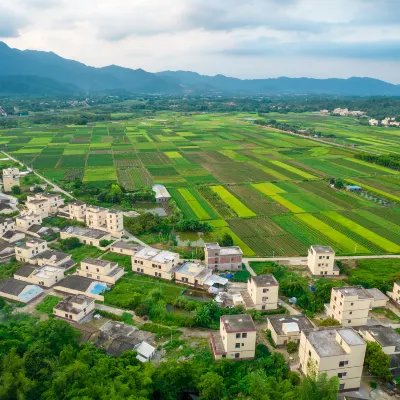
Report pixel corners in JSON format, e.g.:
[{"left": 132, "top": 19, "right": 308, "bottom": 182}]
[{"left": 1, "top": 41, "right": 400, "bottom": 96}]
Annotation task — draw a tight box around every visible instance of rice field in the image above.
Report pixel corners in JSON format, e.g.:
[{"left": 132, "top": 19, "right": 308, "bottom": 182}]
[{"left": 1, "top": 112, "right": 399, "bottom": 256}]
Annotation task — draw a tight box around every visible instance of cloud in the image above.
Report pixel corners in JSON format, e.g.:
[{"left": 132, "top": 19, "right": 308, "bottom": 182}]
[{"left": 0, "top": 7, "right": 27, "bottom": 38}]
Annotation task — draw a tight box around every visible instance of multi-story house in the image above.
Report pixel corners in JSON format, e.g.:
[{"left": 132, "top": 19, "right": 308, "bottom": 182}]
[
  {"left": 307, "top": 245, "right": 339, "bottom": 276},
  {"left": 26, "top": 193, "right": 65, "bottom": 217},
  {"left": 14, "top": 264, "right": 65, "bottom": 287},
  {"left": 15, "top": 238, "right": 48, "bottom": 263},
  {"left": 68, "top": 200, "right": 87, "bottom": 222},
  {"left": 210, "top": 314, "right": 256, "bottom": 360},
  {"left": 132, "top": 247, "right": 180, "bottom": 280},
  {"left": 174, "top": 262, "right": 212, "bottom": 288},
  {"left": 326, "top": 286, "right": 374, "bottom": 327},
  {"left": 0, "top": 216, "right": 15, "bottom": 235},
  {"left": 245, "top": 274, "right": 279, "bottom": 310},
  {"left": 110, "top": 241, "right": 143, "bottom": 256},
  {"left": 60, "top": 226, "right": 112, "bottom": 248},
  {"left": 86, "top": 206, "right": 124, "bottom": 238},
  {"left": 299, "top": 327, "right": 366, "bottom": 392},
  {"left": 53, "top": 294, "right": 95, "bottom": 322},
  {"left": 15, "top": 213, "right": 43, "bottom": 233},
  {"left": 2, "top": 168, "right": 20, "bottom": 192},
  {"left": 77, "top": 258, "right": 124, "bottom": 284},
  {"left": 387, "top": 282, "right": 400, "bottom": 308},
  {"left": 204, "top": 243, "right": 243, "bottom": 271}
]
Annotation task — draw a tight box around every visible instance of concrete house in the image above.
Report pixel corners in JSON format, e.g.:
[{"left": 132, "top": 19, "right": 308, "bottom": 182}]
[
  {"left": 174, "top": 262, "right": 212, "bottom": 288},
  {"left": 53, "top": 294, "right": 95, "bottom": 322},
  {"left": 2, "top": 168, "right": 20, "bottom": 192},
  {"left": 132, "top": 247, "right": 180, "bottom": 280},
  {"left": 387, "top": 282, "right": 400, "bottom": 307},
  {"left": 1, "top": 230, "right": 25, "bottom": 243},
  {"left": 14, "top": 264, "right": 64, "bottom": 287},
  {"left": 54, "top": 275, "right": 108, "bottom": 301},
  {"left": 0, "top": 216, "right": 15, "bottom": 235},
  {"left": 356, "top": 325, "right": 400, "bottom": 355},
  {"left": 15, "top": 213, "right": 43, "bottom": 233},
  {"left": 0, "top": 277, "right": 43, "bottom": 303},
  {"left": 299, "top": 327, "right": 366, "bottom": 392},
  {"left": 307, "top": 245, "right": 339, "bottom": 276},
  {"left": 244, "top": 274, "right": 279, "bottom": 310},
  {"left": 60, "top": 226, "right": 112, "bottom": 248},
  {"left": 15, "top": 238, "right": 48, "bottom": 263},
  {"left": 152, "top": 184, "right": 170, "bottom": 203},
  {"left": 110, "top": 241, "right": 143, "bottom": 257},
  {"left": 68, "top": 200, "right": 87, "bottom": 222},
  {"left": 204, "top": 242, "right": 243, "bottom": 271},
  {"left": 365, "top": 288, "right": 389, "bottom": 308},
  {"left": 34, "top": 249, "right": 75, "bottom": 270},
  {"left": 86, "top": 206, "right": 123, "bottom": 238},
  {"left": 26, "top": 193, "right": 65, "bottom": 217},
  {"left": 326, "top": 286, "right": 373, "bottom": 327},
  {"left": 77, "top": 258, "right": 124, "bottom": 284},
  {"left": 210, "top": 314, "right": 257, "bottom": 360},
  {"left": 267, "top": 315, "right": 314, "bottom": 347}
]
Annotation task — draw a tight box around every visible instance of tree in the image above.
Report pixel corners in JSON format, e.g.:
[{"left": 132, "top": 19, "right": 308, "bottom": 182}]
[
  {"left": 286, "top": 341, "right": 299, "bottom": 354},
  {"left": 298, "top": 371, "right": 339, "bottom": 400},
  {"left": 220, "top": 232, "right": 234, "bottom": 247},
  {"left": 198, "top": 372, "right": 225, "bottom": 400},
  {"left": 319, "top": 318, "right": 340, "bottom": 327},
  {"left": 33, "top": 185, "right": 44, "bottom": 193},
  {"left": 364, "top": 341, "right": 392, "bottom": 381},
  {"left": 135, "top": 303, "right": 149, "bottom": 317},
  {"left": 333, "top": 179, "right": 344, "bottom": 189},
  {"left": 59, "top": 237, "right": 81, "bottom": 251},
  {"left": 11, "top": 185, "right": 21, "bottom": 195}
]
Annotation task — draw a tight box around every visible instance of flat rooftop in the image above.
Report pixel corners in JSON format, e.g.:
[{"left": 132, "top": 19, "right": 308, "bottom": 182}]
[
  {"left": 334, "top": 286, "right": 374, "bottom": 300},
  {"left": 175, "top": 262, "right": 208, "bottom": 278},
  {"left": 358, "top": 325, "right": 400, "bottom": 351},
  {"left": 54, "top": 294, "right": 93, "bottom": 314},
  {"left": 268, "top": 315, "right": 313, "bottom": 335},
  {"left": 61, "top": 226, "right": 109, "bottom": 239},
  {"left": 366, "top": 288, "right": 389, "bottom": 301},
  {"left": 310, "top": 245, "right": 334, "bottom": 253},
  {"left": 221, "top": 314, "right": 256, "bottom": 332},
  {"left": 134, "top": 247, "right": 178, "bottom": 263},
  {"left": 33, "top": 249, "right": 70, "bottom": 263},
  {"left": 82, "top": 258, "right": 111, "bottom": 267},
  {"left": 304, "top": 327, "right": 365, "bottom": 358},
  {"left": 55, "top": 275, "right": 95, "bottom": 292},
  {"left": 112, "top": 241, "right": 142, "bottom": 251},
  {"left": 250, "top": 274, "right": 278, "bottom": 287},
  {"left": 152, "top": 184, "right": 170, "bottom": 198},
  {"left": 219, "top": 246, "right": 242, "bottom": 256}
]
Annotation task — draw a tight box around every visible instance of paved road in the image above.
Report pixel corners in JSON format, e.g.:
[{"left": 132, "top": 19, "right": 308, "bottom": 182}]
[
  {"left": 244, "top": 255, "right": 400, "bottom": 264},
  {"left": 95, "top": 303, "right": 134, "bottom": 316},
  {"left": 2, "top": 150, "right": 74, "bottom": 199}
]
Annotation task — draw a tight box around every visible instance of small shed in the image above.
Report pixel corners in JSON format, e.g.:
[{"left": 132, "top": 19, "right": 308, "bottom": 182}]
[
  {"left": 152, "top": 184, "right": 171, "bottom": 203},
  {"left": 134, "top": 341, "right": 156, "bottom": 362},
  {"left": 346, "top": 185, "right": 362, "bottom": 192},
  {"left": 366, "top": 288, "right": 389, "bottom": 308}
]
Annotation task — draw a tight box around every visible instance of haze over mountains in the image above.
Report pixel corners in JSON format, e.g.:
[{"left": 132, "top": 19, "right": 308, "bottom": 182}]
[{"left": 1, "top": 41, "right": 400, "bottom": 96}]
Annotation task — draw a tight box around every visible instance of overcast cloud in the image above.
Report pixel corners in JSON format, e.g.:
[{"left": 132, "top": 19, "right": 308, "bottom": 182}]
[{"left": 1, "top": 0, "right": 400, "bottom": 83}]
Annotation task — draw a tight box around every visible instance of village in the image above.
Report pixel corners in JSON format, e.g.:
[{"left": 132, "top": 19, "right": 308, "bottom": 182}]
[{"left": 0, "top": 163, "right": 399, "bottom": 398}]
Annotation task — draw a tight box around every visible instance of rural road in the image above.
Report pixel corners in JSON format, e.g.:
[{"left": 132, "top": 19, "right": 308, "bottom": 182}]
[{"left": 244, "top": 255, "right": 400, "bottom": 264}]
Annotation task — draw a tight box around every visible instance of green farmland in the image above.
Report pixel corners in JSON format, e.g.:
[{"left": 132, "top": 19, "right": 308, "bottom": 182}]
[{"left": 1, "top": 113, "right": 400, "bottom": 257}]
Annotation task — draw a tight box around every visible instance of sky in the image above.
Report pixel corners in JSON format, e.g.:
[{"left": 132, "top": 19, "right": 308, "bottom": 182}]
[{"left": 1, "top": 0, "right": 400, "bottom": 83}]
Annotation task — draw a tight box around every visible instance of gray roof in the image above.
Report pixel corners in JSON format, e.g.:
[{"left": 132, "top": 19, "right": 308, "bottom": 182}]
[
  {"left": 2, "top": 230, "right": 21, "bottom": 239},
  {"left": 304, "top": 327, "right": 365, "bottom": 358},
  {"left": 250, "top": 274, "right": 279, "bottom": 287},
  {"left": 14, "top": 264, "right": 37, "bottom": 278},
  {"left": 55, "top": 275, "right": 95, "bottom": 292},
  {"left": 268, "top": 315, "right": 313, "bottom": 335},
  {"left": 54, "top": 294, "right": 93, "bottom": 314},
  {"left": 366, "top": 288, "right": 389, "bottom": 301},
  {"left": 61, "top": 226, "right": 109, "bottom": 239},
  {"left": 221, "top": 314, "right": 256, "bottom": 332},
  {"left": 111, "top": 241, "right": 143, "bottom": 251},
  {"left": 0, "top": 216, "right": 13, "bottom": 224},
  {"left": 0, "top": 278, "right": 31, "bottom": 295},
  {"left": 358, "top": 325, "right": 400, "bottom": 351},
  {"left": 33, "top": 250, "right": 70, "bottom": 262},
  {"left": 334, "top": 286, "right": 374, "bottom": 300},
  {"left": 82, "top": 258, "right": 111, "bottom": 267},
  {"left": 311, "top": 245, "right": 334, "bottom": 253}
]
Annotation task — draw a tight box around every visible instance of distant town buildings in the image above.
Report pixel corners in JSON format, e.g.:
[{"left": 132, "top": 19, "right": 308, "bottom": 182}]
[
  {"left": 2, "top": 168, "right": 20, "bottom": 192},
  {"left": 204, "top": 242, "right": 243, "bottom": 271},
  {"left": 369, "top": 117, "right": 400, "bottom": 127},
  {"left": 330, "top": 108, "right": 366, "bottom": 117},
  {"left": 299, "top": 327, "right": 366, "bottom": 392},
  {"left": 307, "top": 245, "right": 339, "bottom": 276},
  {"left": 210, "top": 314, "right": 257, "bottom": 360}
]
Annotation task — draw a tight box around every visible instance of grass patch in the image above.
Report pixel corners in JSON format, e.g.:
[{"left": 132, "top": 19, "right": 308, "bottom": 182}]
[{"left": 35, "top": 295, "right": 62, "bottom": 316}]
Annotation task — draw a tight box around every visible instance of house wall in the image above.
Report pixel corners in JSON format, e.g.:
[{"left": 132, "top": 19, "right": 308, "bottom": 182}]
[
  {"left": 299, "top": 331, "right": 365, "bottom": 392},
  {"left": 53, "top": 300, "right": 95, "bottom": 322},
  {"left": 220, "top": 323, "right": 256, "bottom": 360},
  {"left": 77, "top": 261, "right": 124, "bottom": 284},
  {"left": 247, "top": 278, "right": 279, "bottom": 310},
  {"left": 68, "top": 204, "right": 86, "bottom": 222},
  {"left": 329, "top": 289, "right": 371, "bottom": 326},
  {"left": 110, "top": 245, "right": 137, "bottom": 257},
  {"left": 370, "top": 298, "right": 388, "bottom": 308},
  {"left": 175, "top": 269, "right": 211, "bottom": 287},
  {"left": 267, "top": 320, "right": 301, "bottom": 346},
  {"left": 60, "top": 231, "right": 107, "bottom": 248},
  {"left": 307, "top": 248, "right": 336, "bottom": 276},
  {"left": 53, "top": 285, "right": 104, "bottom": 301},
  {"left": 0, "top": 220, "right": 15, "bottom": 235},
  {"left": 3, "top": 176, "right": 20, "bottom": 192},
  {"left": 387, "top": 282, "right": 400, "bottom": 307},
  {"left": 132, "top": 253, "right": 180, "bottom": 281}
]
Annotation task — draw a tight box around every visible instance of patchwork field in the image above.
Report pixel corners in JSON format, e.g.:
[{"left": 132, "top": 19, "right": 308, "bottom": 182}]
[{"left": 1, "top": 113, "right": 399, "bottom": 256}]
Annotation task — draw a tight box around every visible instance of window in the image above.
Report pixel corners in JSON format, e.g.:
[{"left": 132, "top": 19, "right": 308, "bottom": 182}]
[
  {"left": 235, "top": 343, "right": 240, "bottom": 348},
  {"left": 339, "top": 384, "right": 345, "bottom": 390},
  {"left": 242, "top": 333, "right": 247, "bottom": 338},
  {"left": 309, "top": 350, "right": 311, "bottom": 357},
  {"left": 319, "top": 256, "right": 322, "bottom": 259},
  {"left": 96, "top": 268, "right": 99, "bottom": 272},
  {"left": 235, "top": 353, "right": 240, "bottom": 359},
  {"left": 334, "top": 296, "right": 337, "bottom": 301},
  {"left": 262, "top": 297, "right": 267, "bottom": 301},
  {"left": 350, "top": 302, "right": 354, "bottom": 306},
  {"left": 236, "top": 333, "right": 240, "bottom": 339},
  {"left": 326, "top": 256, "right": 330, "bottom": 259},
  {"left": 338, "top": 372, "right": 347, "bottom": 378},
  {"left": 349, "top": 311, "right": 352, "bottom": 315},
  {"left": 348, "top": 320, "right": 351, "bottom": 323},
  {"left": 262, "top": 305, "right": 265, "bottom": 310},
  {"left": 339, "top": 361, "right": 348, "bottom": 367}
]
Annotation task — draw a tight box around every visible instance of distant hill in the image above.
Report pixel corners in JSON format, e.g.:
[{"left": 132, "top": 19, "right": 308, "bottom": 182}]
[{"left": 1, "top": 41, "right": 400, "bottom": 96}]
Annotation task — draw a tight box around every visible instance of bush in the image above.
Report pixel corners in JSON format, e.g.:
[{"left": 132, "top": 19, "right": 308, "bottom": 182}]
[
  {"left": 286, "top": 342, "right": 299, "bottom": 354},
  {"left": 135, "top": 303, "right": 149, "bottom": 317},
  {"left": 266, "top": 329, "right": 276, "bottom": 348},
  {"left": 60, "top": 237, "right": 81, "bottom": 251},
  {"left": 319, "top": 318, "right": 340, "bottom": 327},
  {"left": 35, "top": 295, "right": 62, "bottom": 316},
  {"left": 140, "top": 323, "right": 182, "bottom": 338},
  {"left": 256, "top": 343, "right": 270, "bottom": 358},
  {"left": 231, "top": 270, "right": 251, "bottom": 282},
  {"left": 11, "top": 186, "right": 21, "bottom": 195},
  {"left": 100, "top": 239, "right": 114, "bottom": 247},
  {"left": 94, "top": 309, "right": 124, "bottom": 322}
]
